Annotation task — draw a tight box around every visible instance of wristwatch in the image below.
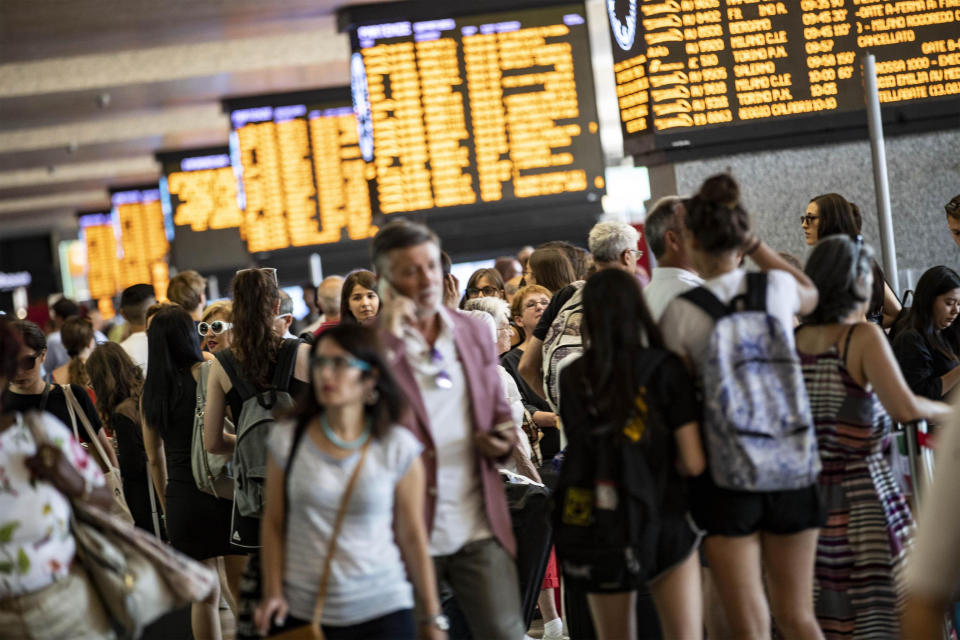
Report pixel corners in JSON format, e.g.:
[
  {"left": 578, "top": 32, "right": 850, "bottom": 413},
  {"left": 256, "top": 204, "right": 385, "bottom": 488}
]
[{"left": 422, "top": 613, "right": 451, "bottom": 631}]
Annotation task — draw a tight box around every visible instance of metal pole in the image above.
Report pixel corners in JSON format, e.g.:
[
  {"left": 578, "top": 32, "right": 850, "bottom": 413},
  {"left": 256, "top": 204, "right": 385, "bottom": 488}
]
[
  {"left": 904, "top": 421, "right": 923, "bottom": 505},
  {"left": 862, "top": 54, "right": 900, "bottom": 295}
]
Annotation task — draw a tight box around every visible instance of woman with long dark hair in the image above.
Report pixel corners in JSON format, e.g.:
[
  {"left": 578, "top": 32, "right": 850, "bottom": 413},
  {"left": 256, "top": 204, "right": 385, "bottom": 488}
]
[
  {"left": 86, "top": 342, "right": 155, "bottom": 534},
  {"left": 797, "top": 236, "right": 950, "bottom": 637},
  {"left": 255, "top": 325, "right": 445, "bottom": 639},
  {"left": 525, "top": 247, "right": 577, "bottom": 294},
  {"left": 558, "top": 269, "right": 705, "bottom": 640},
  {"left": 141, "top": 305, "right": 238, "bottom": 640},
  {"left": 802, "top": 193, "right": 900, "bottom": 326},
  {"left": 339, "top": 270, "right": 381, "bottom": 326},
  {"left": 661, "top": 174, "right": 823, "bottom": 640},
  {"left": 892, "top": 266, "right": 960, "bottom": 400}
]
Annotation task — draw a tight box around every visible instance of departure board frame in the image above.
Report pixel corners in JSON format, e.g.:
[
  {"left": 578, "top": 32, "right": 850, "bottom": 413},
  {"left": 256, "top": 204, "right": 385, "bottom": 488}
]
[
  {"left": 220, "top": 87, "right": 378, "bottom": 259},
  {"left": 156, "top": 145, "right": 250, "bottom": 274},
  {"left": 338, "top": 0, "right": 607, "bottom": 222},
  {"left": 605, "top": 0, "right": 960, "bottom": 165}
]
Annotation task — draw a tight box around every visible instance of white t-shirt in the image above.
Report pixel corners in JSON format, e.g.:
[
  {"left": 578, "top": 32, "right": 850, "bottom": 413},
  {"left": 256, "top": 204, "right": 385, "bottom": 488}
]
[
  {"left": 0, "top": 412, "right": 105, "bottom": 597},
  {"left": 401, "top": 311, "right": 493, "bottom": 556},
  {"left": 644, "top": 267, "right": 704, "bottom": 322},
  {"left": 120, "top": 331, "right": 148, "bottom": 372},
  {"left": 659, "top": 269, "right": 801, "bottom": 369},
  {"left": 268, "top": 424, "right": 422, "bottom": 625}
]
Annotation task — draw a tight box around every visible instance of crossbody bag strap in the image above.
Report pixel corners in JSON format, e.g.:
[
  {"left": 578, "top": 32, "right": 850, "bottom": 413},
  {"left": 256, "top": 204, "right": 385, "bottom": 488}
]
[
  {"left": 307, "top": 440, "right": 372, "bottom": 631},
  {"left": 38, "top": 382, "right": 53, "bottom": 413},
  {"left": 62, "top": 384, "right": 112, "bottom": 471}
]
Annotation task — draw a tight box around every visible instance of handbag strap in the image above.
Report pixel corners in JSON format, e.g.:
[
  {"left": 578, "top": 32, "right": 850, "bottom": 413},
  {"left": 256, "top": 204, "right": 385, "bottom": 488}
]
[
  {"left": 307, "top": 439, "right": 371, "bottom": 629},
  {"left": 38, "top": 382, "right": 52, "bottom": 412},
  {"left": 62, "top": 384, "right": 113, "bottom": 471}
]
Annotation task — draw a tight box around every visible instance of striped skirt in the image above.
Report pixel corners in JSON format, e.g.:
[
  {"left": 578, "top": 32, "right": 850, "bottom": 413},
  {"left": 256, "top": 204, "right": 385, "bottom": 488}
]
[{"left": 814, "top": 454, "right": 913, "bottom": 639}]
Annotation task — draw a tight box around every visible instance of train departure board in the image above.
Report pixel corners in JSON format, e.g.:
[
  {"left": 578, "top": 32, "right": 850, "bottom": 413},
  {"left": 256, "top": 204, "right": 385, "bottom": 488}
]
[
  {"left": 78, "top": 213, "right": 121, "bottom": 301},
  {"left": 606, "top": 0, "right": 960, "bottom": 162},
  {"left": 222, "top": 89, "right": 377, "bottom": 255},
  {"left": 341, "top": 2, "right": 606, "bottom": 217},
  {"left": 158, "top": 147, "right": 250, "bottom": 272},
  {"left": 110, "top": 187, "right": 171, "bottom": 301}
]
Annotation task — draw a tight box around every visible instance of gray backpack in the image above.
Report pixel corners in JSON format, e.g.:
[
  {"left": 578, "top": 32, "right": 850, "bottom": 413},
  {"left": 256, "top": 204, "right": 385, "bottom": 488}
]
[
  {"left": 681, "top": 273, "right": 820, "bottom": 491},
  {"left": 191, "top": 360, "right": 234, "bottom": 499},
  {"left": 541, "top": 281, "right": 585, "bottom": 412},
  {"left": 215, "top": 339, "right": 300, "bottom": 518}
]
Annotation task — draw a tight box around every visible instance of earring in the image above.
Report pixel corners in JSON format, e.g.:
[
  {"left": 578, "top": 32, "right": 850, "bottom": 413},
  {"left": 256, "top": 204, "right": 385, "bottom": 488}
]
[{"left": 365, "top": 388, "right": 380, "bottom": 406}]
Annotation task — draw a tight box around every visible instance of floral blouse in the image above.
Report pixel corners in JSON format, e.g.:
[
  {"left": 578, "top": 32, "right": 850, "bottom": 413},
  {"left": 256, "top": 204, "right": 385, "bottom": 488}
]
[{"left": 0, "top": 412, "right": 105, "bottom": 597}]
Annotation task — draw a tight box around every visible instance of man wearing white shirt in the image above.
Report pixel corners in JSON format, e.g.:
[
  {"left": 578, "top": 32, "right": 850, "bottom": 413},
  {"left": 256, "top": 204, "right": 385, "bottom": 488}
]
[
  {"left": 643, "top": 196, "right": 704, "bottom": 322},
  {"left": 118, "top": 284, "right": 155, "bottom": 372}
]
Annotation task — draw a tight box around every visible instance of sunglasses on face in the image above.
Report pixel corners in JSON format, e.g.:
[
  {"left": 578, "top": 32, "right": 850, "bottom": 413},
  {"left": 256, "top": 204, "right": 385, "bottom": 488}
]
[
  {"left": 18, "top": 350, "right": 42, "bottom": 371},
  {"left": 311, "top": 355, "right": 371, "bottom": 373},
  {"left": 467, "top": 286, "right": 501, "bottom": 298},
  {"left": 198, "top": 321, "right": 233, "bottom": 336},
  {"left": 800, "top": 215, "right": 819, "bottom": 226}
]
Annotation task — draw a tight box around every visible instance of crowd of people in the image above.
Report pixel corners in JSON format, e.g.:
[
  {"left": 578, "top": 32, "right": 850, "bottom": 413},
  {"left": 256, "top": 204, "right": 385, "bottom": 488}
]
[{"left": 1, "top": 178, "right": 960, "bottom": 640}]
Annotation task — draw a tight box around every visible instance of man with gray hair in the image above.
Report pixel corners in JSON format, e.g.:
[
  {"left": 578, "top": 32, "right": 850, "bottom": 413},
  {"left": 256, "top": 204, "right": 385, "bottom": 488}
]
[
  {"left": 305, "top": 275, "right": 344, "bottom": 335},
  {"left": 643, "top": 196, "right": 703, "bottom": 321},
  {"left": 518, "top": 220, "right": 640, "bottom": 402},
  {"left": 273, "top": 290, "right": 297, "bottom": 339},
  {"left": 371, "top": 219, "right": 524, "bottom": 639}
]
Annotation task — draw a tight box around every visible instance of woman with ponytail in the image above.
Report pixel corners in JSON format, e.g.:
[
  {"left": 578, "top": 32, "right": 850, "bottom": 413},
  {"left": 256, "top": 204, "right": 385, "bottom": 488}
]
[
  {"left": 660, "top": 174, "right": 824, "bottom": 640},
  {"left": 202, "top": 268, "right": 312, "bottom": 640},
  {"left": 52, "top": 316, "right": 95, "bottom": 388}
]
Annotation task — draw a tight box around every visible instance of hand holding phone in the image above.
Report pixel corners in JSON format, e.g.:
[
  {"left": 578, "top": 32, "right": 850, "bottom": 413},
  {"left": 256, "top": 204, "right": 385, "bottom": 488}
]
[{"left": 377, "top": 276, "right": 417, "bottom": 338}]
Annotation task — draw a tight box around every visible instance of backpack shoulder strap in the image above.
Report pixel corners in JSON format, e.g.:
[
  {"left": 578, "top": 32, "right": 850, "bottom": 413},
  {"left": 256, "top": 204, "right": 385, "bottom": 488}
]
[
  {"left": 744, "top": 272, "right": 769, "bottom": 312},
  {"left": 272, "top": 339, "right": 301, "bottom": 392},
  {"left": 680, "top": 286, "right": 729, "bottom": 321},
  {"left": 215, "top": 349, "right": 258, "bottom": 402}
]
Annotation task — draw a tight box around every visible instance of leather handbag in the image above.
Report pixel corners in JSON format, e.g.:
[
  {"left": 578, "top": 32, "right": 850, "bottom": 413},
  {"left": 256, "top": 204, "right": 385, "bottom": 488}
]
[
  {"left": 269, "top": 439, "right": 372, "bottom": 640},
  {"left": 25, "top": 411, "right": 219, "bottom": 639},
  {"left": 62, "top": 384, "right": 135, "bottom": 524}
]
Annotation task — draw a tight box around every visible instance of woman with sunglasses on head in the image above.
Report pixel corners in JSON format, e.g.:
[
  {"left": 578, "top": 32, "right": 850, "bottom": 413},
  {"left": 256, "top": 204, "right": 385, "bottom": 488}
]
[
  {"left": 255, "top": 324, "right": 445, "bottom": 640},
  {"left": 141, "top": 305, "right": 241, "bottom": 640},
  {"left": 340, "top": 270, "right": 381, "bottom": 326},
  {"left": 200, "top": 300, "right": 234, "bottom": 353},
  {"left": 2, "top": 320, "right": 119, "bottom": 470},
  {"left": 796, "top": 236, "right": 951, "bottom": 638}
]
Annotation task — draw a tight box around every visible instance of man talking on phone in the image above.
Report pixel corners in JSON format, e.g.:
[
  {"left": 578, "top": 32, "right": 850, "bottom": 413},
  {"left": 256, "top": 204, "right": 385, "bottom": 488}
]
[{"left": 371, "top": 220, "right": 525, "bottom": 639}]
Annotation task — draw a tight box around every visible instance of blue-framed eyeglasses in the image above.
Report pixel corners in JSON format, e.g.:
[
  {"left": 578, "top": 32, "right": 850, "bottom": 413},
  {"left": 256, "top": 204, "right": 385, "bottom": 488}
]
[{"left": 311, "top": 355, "right": 371, "bottom": 373}]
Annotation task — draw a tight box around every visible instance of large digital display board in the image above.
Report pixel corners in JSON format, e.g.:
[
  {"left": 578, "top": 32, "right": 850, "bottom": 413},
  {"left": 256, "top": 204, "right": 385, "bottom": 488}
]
[
  {"left": 78, "top": 187, "right": 171, "bottom": 305},
  {"left": 157, "top": 147, "right": 250, "bottom": 272},
  {"left": 341, "top": 2, "right": 606, "bottom": 216},
  {"left": 222, "top": 89, "right": 377, "bottom": 255},
  {"left": 607, "top": 0, "right": 960, "bottom": 162}
]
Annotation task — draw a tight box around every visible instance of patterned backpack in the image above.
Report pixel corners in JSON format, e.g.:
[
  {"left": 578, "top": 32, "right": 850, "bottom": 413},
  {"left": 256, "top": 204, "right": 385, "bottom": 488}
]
[{"left": 680, "top": 272, "right": 820, "bottom": 491}]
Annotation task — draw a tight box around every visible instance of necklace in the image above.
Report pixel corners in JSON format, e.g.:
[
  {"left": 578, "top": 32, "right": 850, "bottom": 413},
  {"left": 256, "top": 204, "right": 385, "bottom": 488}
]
[{"left": 320, "top": 413, "right": 372, "bottom": 450}]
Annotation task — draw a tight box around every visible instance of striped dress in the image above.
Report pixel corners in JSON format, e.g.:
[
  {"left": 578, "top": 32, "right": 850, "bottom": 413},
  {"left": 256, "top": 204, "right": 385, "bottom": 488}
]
[{"left": 800, "top": 329, "right": 913, "bottom": 639}]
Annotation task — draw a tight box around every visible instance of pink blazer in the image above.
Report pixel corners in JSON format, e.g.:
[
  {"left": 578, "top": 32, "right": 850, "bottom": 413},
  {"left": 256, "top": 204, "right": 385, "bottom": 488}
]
[{"left": 381, "top": 308, "right": 517, "bottom": 558}]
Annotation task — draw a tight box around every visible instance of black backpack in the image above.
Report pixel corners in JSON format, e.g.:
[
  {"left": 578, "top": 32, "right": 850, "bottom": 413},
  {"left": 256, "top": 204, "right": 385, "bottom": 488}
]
[{"left": 552, "top": 350, "right": 670, "bottom": 590}]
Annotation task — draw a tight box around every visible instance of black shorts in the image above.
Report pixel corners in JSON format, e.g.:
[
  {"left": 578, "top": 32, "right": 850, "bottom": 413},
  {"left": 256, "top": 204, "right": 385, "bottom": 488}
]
[
  {"left": 690, "top": 473, "right": 825, "bottom": 537},
  {"left": 585, "top": 510, "right": 701, "bottom": 594}
]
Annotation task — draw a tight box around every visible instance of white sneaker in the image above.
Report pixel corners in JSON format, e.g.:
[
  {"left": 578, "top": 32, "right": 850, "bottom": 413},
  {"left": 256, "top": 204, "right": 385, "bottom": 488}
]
[{"left": 542, "top": 618, "right": 568, "bottom": 640}]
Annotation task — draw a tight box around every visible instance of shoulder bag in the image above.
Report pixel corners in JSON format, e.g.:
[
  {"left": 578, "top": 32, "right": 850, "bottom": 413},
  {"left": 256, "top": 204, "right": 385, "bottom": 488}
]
[
  {"left": 62, "top": 384, "right": 135, "bottom": 524},
  {"left": 24, "top": 411, "right": 219, "bottom": 639},
  {"left": 191, "top": 360, "right": 234, "bottom": 499},
  {"left": 269, "top": 437, "right": 372, "bottom": 640}
]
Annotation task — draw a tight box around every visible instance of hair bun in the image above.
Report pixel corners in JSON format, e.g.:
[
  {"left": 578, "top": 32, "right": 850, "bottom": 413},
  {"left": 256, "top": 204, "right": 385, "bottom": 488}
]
[{"left": 698, "top": 174, "right": 740, "bottom": 208}]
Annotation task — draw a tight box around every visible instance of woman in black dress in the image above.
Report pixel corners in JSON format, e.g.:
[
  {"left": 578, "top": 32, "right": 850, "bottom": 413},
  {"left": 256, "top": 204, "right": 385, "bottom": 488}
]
[
  {"left": 892, "top": 266, "right": 960, "bottom": 401},
  {"left": 141, "top": 305, "right": 238, "bottom": 640},
  {"left": 86, "top": 342, "right": 157, "bottom": 535}
]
